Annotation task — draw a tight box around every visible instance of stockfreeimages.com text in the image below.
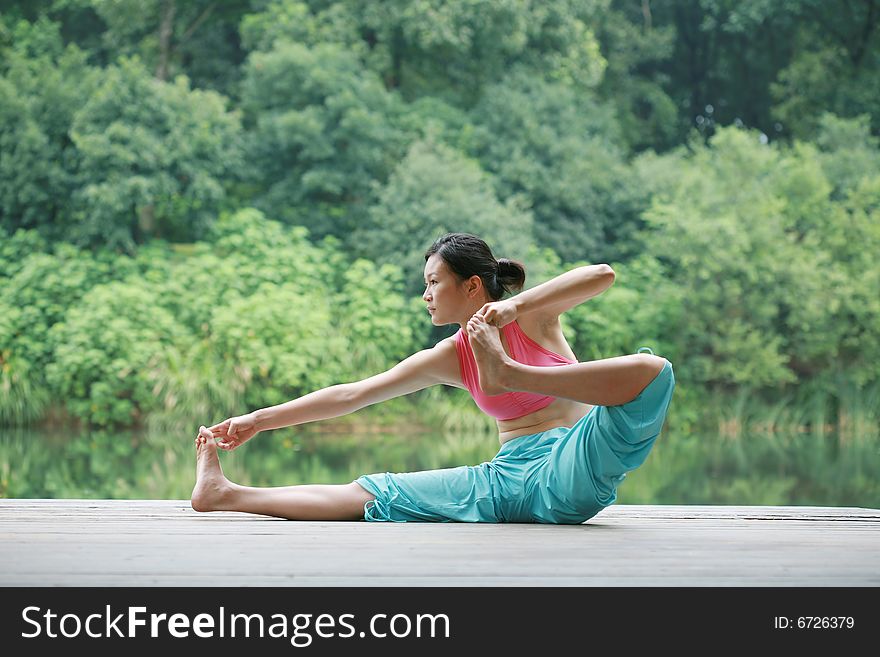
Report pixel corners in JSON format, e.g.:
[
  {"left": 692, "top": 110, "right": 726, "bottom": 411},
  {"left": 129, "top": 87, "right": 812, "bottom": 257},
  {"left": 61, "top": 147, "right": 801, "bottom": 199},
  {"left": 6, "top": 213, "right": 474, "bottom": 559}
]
[{"left": 21, "top": 605, "right": 450, "bottom": 646}]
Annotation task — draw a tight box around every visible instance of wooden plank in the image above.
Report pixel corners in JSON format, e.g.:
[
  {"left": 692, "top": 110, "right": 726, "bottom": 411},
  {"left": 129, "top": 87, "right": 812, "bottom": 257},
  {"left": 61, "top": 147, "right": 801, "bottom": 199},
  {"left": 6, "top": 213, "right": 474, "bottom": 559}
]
[{"left": 1, "top": 500, "right": 877, "bottom": 586}]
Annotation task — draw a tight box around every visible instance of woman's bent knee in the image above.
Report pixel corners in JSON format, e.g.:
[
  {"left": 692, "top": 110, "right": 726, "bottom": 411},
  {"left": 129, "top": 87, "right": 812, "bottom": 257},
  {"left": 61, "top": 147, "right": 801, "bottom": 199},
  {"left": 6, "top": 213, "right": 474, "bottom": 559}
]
[
  {"left": 637, "top": 353, "right": 666, "bottom": 374},
  {"left": 630, "top": 354, "right": 666, "bottom": 399}
]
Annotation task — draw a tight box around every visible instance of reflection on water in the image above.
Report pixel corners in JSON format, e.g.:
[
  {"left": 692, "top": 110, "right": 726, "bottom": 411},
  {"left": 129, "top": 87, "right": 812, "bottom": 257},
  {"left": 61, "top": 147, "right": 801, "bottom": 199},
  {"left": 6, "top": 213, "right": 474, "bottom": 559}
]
[{"left": 1, "top": 425, "right": 878, "bottom": 507}]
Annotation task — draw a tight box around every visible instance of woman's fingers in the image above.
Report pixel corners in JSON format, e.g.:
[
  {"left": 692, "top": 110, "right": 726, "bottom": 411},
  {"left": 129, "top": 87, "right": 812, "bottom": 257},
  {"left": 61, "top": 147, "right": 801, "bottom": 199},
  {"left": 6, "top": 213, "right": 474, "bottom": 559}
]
[
  {"left": 197, "top": 424, "right": 231, "bottom": 449},
  {"left": 477, "top": 303, "right": 498, "bottom": 324},
  {"left": 195, "top": 426, "right": 212, "bottom": 447}
]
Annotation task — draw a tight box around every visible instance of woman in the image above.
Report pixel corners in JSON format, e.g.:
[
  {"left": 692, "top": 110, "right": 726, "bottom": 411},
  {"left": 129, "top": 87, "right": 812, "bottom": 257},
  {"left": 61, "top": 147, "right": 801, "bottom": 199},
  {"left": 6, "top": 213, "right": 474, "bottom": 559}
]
[{"left": 192, "top": 233, "right": 674, "bottom": 524}]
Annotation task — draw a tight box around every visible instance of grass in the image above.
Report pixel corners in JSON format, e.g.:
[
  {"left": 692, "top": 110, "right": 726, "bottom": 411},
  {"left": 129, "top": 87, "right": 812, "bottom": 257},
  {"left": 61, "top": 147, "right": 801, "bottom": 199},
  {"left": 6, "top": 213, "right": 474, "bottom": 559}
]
[{"left": 710, "top": 380, "right": 879, "bottom": 442}]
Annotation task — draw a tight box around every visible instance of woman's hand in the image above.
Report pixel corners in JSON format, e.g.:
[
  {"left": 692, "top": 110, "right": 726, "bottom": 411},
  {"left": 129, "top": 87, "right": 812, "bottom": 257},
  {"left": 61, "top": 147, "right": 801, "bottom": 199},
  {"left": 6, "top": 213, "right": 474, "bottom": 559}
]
[
  {"left": 475, "top": 299, "right": 518, "bottom": 328},
  {"left": 206, "top": 412, "right": 261, "bottom": 451}
]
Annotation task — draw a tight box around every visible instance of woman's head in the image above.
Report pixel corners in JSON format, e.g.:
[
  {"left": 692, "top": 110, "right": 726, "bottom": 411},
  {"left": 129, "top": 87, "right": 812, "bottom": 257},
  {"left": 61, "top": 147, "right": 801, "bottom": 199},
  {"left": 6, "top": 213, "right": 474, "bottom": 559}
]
[{"left": 423, "top": 233, "right": 525, "bottom": 324}]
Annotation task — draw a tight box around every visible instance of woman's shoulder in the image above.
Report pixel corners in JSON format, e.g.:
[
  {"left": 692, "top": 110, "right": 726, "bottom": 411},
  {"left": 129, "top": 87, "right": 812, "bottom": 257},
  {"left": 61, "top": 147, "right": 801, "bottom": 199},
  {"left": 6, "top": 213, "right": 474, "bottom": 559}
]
[
  {"left": 429, "top": 334, "right": 466, "bottom": 388},
  {"left": 511, "top": 310, "right": 554, "bottom": 341},
  {"left": 435, "top": 333, "right": 460, "bottom": 351},
  {"left": 510, "top": 313, "right": 577, "bottom": 362}
]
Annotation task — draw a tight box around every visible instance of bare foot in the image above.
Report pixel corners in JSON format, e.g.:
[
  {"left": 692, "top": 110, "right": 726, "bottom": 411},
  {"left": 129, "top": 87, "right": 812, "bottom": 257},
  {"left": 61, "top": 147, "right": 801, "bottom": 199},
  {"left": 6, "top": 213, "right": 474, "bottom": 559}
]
[
  {"left": 191, "top": 426, "right": 235, "bottom": 512},
  {"left": 466, "top": 314, "right": 514, "bottom": 395}
]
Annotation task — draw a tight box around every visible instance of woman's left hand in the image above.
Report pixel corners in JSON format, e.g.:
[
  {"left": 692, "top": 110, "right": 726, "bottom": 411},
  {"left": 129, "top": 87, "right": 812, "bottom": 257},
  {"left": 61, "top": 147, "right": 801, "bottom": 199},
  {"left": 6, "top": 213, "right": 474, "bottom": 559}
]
[{"left": 476, "top": 299, "right": 518, "bottom": 328}]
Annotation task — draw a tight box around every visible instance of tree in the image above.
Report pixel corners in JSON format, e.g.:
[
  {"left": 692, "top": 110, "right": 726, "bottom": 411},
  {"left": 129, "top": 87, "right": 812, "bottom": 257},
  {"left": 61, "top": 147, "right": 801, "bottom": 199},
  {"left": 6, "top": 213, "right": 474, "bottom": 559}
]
[
  {"left": 48, "top": 0, "right": 252, "bottom": 94},
  {"left": 45, "top": 281, "right": 188, "bottom": 426},
  {"left": 591, "top": 0, "right": 680, "bottom": 152},
  {"left": 772, "top": 0, "right": 880, "bottom": 139},
  {"left": 240, "top": 40, "right": 408, "bottom": 242},
  {"left": 69, "top": 56, "right": 244, "bottom": 250},
  {"left": 348, "top": 0, "right": 607, "bottom": 105},
  {"left": 0, "top": 15, "right": 244, "bottom": 250},
  {"left": 635, "top": 124, "right": 879, "bottom": 389},
  {"left": 469, "top": 68, "right": 646, "bottom": 264},
  {"left": 602, "top": 0, "right": 879, "bottom": 146},
  {"left": 0, "top": 17, "right": 99, "bottom": 240},
  {"left": 354, "top": 137, "right": 534, "bottom": 296}
]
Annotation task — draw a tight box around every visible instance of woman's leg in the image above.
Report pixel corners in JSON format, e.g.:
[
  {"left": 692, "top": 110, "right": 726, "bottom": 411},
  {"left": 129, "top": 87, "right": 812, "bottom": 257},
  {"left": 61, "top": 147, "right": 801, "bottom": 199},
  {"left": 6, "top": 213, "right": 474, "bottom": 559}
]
[
  {"left": 467, "top": 317, "right": 666, "bottom": 406},
  {"left": 191, "top": 431, "right": 374, "bottom": 520}
]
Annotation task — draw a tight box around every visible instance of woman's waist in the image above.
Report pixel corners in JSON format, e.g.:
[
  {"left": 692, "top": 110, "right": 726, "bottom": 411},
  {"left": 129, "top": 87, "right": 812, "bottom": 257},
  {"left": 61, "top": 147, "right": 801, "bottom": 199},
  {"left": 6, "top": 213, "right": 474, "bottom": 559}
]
[{"left": 496, "top": 399, "right": 592, "bottom": 445}]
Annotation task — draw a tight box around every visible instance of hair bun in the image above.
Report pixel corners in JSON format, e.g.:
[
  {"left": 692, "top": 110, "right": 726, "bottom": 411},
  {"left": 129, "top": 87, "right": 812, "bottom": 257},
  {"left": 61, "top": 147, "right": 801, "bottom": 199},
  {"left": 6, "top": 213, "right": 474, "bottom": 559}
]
[
  {"left": 424, "top": 233, "right": 527, "bottom": 301},
  {"left": 495, "top": 258, "right": 526, "bottom": 295}
]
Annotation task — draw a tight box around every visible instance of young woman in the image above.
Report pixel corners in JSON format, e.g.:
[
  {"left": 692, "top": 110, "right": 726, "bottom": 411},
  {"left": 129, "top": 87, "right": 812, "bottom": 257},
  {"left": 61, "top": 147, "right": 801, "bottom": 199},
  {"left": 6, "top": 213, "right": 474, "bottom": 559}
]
[{"left": 192, "top": 233, "right": 674, "bottom": 524}]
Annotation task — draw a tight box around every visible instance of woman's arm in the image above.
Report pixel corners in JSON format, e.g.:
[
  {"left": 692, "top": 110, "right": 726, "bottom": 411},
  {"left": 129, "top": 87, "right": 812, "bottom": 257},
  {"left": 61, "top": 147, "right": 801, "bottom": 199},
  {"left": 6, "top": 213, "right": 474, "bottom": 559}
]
[
  {"left": 512, "top": 264, "right": 615, "bottom": 323},
  {"left": 253, "top": 340, "right": 458, "bottom": 432},
  {"left": 252, "top": 383, "right": 361, "bottom": 432}
]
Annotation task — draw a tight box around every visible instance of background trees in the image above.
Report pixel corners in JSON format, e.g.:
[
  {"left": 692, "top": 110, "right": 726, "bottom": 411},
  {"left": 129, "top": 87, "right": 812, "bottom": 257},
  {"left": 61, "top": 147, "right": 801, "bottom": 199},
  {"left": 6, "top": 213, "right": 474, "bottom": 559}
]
[{"left": 1, "top": 0, "right": 877, "bottom": 431}]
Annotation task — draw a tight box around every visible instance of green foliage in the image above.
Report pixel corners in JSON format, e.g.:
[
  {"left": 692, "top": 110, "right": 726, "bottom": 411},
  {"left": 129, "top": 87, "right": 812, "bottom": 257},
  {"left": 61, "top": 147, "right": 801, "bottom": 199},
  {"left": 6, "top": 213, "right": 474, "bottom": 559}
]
[
  {"left": 771, "top": 2, "right": 880, "bottom": 140},
  {"left": 812, "top": 113, "right": 880, "bottom": 199},
  {"left": 209, "top": 280, "right": 349, "bottom": 408},
  {"left": 45, "top": 281, "right": 188, "bottom": 426},
  {"left": 0, "top": 227, "right": 48, "bottom": 278},
  {"left": 562, "top": 254, "right": 680, "bottom": 363},
  {"left": 239, "top": 0, "right": 360, "bottom": 55},
  {"left": 634, "top": 125, "right": 879, "bottom": 390},
  {"left": 0, "top": 0, "right": 878, "bottom": 488},
  {"left": 0, "top": 242, "right": 131, "bottom": 427},
  {"left": 592, "top": 0, "right": 679, "bottom": 151},
  {"left": 0, "top": 21, "right": 100, "bottom": 239},
  {"left": 207, "top": 208, "right": 336, "bottom": 288},
  {"left": 241, "top": 40, "right": 409, "bottom": 241},
  {"left": 590, "top": 0, "right": 880, "bottom": 148},
  {"left": 345, "top": 0, "right": 607, "bottom": 104},
  {"left": 353, "top": 137, "right": 534, "bottom": 293},
  {"left": 175, "top": 209, "right": 425, "bottom": 415},
  {"left": 0, "top": 210, "right": 438, "bottom": 429},
  {"left": 70, "top": 56, "right": 244, "bottom": 249},
  {"left": 398, "top": 95, "right": 475, "bottom": 152},
  {"left": 469, "top": 68, "right": 645, "bottom": 263},
  {"left": 0, "top": 302, "right": 52, "bottom": 425},
  {"left": 52, "top": 0, "right": 252, "bottom": 94},
  {"left": 2, "top": 246, "right": 117, "bottom": 368},
  {"left": 0, "top": 25, "right": 244, "bottom": 249},
  {"left": 336, "top": 259, "right": 428, "bottom": 375}
]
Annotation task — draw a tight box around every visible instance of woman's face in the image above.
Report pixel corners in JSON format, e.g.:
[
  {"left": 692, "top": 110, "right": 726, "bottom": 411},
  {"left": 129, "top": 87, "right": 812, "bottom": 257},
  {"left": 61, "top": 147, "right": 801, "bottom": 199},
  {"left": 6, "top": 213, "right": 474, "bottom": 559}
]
[{"left": 423, "top": 254, "right": 475, "bottom": 326}]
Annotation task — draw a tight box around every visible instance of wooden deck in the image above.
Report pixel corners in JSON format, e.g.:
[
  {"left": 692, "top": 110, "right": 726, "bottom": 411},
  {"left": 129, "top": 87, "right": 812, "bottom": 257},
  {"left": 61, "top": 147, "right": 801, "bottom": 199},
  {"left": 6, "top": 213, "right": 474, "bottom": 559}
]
[{"left": 1, "top": 500, "right": 878, "bottom": 586}]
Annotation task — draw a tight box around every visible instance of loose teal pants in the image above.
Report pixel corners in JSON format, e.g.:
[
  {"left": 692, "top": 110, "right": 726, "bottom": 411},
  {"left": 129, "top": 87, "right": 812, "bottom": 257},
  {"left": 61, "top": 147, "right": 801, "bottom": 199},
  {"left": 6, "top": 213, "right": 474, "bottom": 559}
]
[{"left": 355, "top": 359, "right": 675, "bottom": 524}]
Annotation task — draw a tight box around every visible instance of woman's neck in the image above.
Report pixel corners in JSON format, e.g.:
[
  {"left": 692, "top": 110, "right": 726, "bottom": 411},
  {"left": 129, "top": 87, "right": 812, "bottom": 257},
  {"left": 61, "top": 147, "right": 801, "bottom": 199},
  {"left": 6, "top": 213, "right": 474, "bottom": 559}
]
[{"left": 455, "top": 298, "right": 493, "bottom": 329}]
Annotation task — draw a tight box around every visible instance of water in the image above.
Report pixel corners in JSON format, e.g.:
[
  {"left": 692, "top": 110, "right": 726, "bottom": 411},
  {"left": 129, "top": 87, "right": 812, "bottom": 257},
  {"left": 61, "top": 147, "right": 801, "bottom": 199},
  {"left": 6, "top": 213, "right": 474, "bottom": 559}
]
[{"left": 1, "top": 425, "right": 877, "bottom": 507}]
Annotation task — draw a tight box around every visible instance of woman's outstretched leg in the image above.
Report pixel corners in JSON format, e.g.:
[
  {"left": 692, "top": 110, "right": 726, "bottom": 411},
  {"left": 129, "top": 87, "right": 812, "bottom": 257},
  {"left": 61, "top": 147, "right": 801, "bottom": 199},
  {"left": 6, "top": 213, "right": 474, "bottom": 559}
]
[
  {"left": 467, "top": 316, "right": 666, "bottom": 406},
  {"left": 191, "top": 428, "right": 374, "bottom": 520}
]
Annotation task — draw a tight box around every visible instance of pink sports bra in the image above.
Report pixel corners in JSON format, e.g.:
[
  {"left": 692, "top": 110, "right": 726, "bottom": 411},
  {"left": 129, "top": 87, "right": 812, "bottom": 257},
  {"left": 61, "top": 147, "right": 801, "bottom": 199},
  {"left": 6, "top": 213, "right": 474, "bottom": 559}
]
[{"left": 454, "top": 320, "right": 577, "bottom": 421}]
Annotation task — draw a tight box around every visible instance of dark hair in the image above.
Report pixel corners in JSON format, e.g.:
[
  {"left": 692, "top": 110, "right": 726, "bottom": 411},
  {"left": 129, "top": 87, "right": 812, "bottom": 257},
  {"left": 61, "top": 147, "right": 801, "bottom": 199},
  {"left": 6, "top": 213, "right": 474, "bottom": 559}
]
[{"left": 425, "top": 233, "right": 526, "bottom": 301}]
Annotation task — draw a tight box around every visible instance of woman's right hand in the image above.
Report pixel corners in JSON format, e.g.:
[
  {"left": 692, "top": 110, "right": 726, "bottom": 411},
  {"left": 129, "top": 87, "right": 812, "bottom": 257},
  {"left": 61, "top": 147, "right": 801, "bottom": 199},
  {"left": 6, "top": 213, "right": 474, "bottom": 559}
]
[{"left": 207, "top": 412, "right": 261, "bottom": 451}]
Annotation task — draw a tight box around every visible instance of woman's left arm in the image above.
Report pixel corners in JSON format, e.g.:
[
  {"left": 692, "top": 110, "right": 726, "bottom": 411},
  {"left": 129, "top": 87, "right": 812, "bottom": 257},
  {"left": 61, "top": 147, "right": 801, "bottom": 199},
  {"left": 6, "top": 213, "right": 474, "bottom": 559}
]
[
  {"left": 480, "top": 264, "right": 615, "bottom": 327},
  {"left": 477, "top": 265, "right": 614, "bottom": 328},
  {"left": 517, "top": 264, "right": 615, "bottom": 320}
]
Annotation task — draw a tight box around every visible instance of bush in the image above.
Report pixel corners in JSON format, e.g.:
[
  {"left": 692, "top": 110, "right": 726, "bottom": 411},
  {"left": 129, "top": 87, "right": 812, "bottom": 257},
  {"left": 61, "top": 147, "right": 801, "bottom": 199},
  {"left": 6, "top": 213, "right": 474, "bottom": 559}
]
[{"left": 46, "top": 282, "right": 188, "bottom": 427}]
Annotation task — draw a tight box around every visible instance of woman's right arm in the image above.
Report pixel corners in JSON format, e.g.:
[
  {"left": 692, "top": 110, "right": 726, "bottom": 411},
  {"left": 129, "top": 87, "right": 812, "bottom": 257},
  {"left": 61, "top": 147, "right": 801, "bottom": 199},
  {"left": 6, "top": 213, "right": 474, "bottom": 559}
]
[{"left": 211, "top": 339, "right": 459, "bottom": 449}]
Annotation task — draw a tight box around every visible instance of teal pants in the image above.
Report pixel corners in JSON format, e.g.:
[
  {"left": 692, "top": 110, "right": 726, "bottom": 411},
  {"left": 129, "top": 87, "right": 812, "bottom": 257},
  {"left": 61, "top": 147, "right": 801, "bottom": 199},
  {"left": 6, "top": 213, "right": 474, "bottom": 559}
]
[{"left": 355, "top": 359, "right": 675, "bottom": 524}]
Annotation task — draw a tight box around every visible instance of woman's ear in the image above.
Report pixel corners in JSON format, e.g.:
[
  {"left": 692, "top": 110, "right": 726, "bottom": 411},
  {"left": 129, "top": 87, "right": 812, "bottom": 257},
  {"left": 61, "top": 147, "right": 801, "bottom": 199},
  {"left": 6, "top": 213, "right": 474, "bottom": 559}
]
[{"left": 466, "top": 275, "right": 483, "bottom": 298}]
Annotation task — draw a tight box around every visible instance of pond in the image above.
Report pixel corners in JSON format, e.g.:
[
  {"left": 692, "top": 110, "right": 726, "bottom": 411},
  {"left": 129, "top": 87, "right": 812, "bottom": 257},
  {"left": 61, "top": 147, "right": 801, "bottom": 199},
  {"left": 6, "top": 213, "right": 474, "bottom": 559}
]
[{"left": 2, "top": 424, "right": 877, "bottom": 508}]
